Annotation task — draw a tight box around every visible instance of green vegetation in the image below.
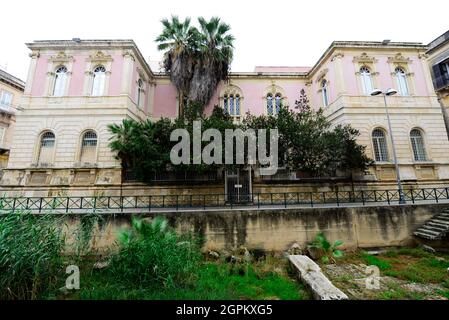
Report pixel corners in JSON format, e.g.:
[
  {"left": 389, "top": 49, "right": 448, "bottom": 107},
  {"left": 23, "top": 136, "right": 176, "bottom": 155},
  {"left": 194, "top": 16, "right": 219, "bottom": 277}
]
[
  {"left": 75, "top": 260, "right": 307, "bottom": 300},
  {"left": 155, "top": 16, "right": 234, "bottom": 111},
  {"left": 108, "top": 217, "right": 201, "bottom": 288},
  {"left": 307, "top": 232, "right": 344, "bottom": 264},
  {"left": 361, "top": 253, "right": 392, "bottom": 271},
  {"left": 0, "top": 212, "right": 305, "bottom": 300}
]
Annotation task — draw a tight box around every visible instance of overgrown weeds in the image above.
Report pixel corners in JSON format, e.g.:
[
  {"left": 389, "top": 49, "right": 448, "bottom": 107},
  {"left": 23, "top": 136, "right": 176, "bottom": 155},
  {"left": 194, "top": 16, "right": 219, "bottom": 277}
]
[{"left": 0, "top": 211, "right": 65, "bottom": 299}]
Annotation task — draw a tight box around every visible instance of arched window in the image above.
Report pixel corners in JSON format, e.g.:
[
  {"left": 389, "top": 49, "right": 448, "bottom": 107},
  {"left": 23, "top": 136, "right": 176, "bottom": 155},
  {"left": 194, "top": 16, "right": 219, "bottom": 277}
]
[
  {"left": 80, "top": 130, "right": 98, "bottom": 164},
  {"left": 321, "top": 80, "right": 329, "bottom": 107},
  {"left": 410, "top": 129, "right": 427, "bottom": 161},
  {"left": 275, "top": 93, "right": 282, "bottom": 114},
  {"left": 360, "top": 66, "right": 374, "bottom": 95},
  {"left": 91, "top": 66, "right": 106, "bottom": 96},
  {"left": 267, "top": 93, "right": 274, "bottom": 115},
  {"left": 38, "top": 131, "right": 55, "bottom": 165},
  {"left": 136, "top": 79, "right": 144, "bottom": 107},
  {"left": 53, "top": 66, "right": 67, "bottom": 96},
  {"left": 223, "top": 93, "right": 241, "bottom": 116},
  {"left": 395, "top": 67, "right": 409, "bottom": 96},
  {"left": 372, "top": 129, "right": 389, "bottom": 162}
]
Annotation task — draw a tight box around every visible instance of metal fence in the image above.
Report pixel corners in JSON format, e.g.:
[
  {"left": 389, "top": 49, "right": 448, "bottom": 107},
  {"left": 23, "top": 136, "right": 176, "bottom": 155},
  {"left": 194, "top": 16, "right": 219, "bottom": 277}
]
[{"left": 1, "top": 187, "right": 449, "bottom": 213}]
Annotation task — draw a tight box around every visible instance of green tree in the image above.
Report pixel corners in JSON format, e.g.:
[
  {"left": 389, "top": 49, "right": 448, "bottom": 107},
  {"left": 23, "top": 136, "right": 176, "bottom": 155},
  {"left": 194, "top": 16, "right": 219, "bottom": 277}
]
[{"left": 156, "top": 16, "right": 234, "bottom": 114}]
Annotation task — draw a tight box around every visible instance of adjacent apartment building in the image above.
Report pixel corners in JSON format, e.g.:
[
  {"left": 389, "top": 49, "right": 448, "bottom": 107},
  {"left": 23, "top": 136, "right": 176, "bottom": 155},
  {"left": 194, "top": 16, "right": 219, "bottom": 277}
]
[
  {"left": 0, "top": 69, "right": 24, "bottom": 171},
  {"left": 1, "top": 35, "right": 449, "bottom": 197}
]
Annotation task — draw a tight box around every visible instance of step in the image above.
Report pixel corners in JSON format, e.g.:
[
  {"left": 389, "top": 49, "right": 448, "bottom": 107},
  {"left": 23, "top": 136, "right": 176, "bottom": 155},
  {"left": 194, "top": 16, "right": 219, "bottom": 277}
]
[
  {"left": 431, "top": 219, "right": 449, "bottom": 225},
  {"left": 427, "top": 222, "right": 449, "bottom": 230},
  {"left": 413, "top": 231, "right": 437, "bottom": 240},
  {"left": 435, "top": 216, "right": 449, "bottom": 222},
  {"left": 424, "top": 224, "right": 447, "bottom": 232},
  {"left": 415, "top": 228, "right": 441, "bottom": 236}
]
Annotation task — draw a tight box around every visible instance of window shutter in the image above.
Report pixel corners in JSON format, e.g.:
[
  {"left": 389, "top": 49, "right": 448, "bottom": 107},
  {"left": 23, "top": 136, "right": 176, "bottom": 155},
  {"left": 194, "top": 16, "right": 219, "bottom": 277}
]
[{"left": 432, "top": 64, "right": 444, "bottom": 89}]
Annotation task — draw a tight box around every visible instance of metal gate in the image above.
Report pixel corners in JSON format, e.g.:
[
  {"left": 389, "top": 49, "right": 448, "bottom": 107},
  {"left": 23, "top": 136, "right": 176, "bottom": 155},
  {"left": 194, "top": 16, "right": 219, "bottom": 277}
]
[{"left": 226, "top": 168, "right": 252, "bottom": 204}]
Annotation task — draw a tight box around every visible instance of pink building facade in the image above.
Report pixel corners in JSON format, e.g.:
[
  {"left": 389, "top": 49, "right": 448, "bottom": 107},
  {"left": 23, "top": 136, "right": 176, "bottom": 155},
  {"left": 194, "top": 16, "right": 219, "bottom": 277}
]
[{"left": 1, "top": 38, "right": 449, "bottom": 197}]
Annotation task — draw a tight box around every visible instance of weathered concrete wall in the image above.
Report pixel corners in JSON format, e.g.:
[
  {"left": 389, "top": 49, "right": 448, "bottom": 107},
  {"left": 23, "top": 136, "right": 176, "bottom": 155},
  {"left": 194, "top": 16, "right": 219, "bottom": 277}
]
[{"left": 59, "top": 203, "right": 449, "bottom": 253}]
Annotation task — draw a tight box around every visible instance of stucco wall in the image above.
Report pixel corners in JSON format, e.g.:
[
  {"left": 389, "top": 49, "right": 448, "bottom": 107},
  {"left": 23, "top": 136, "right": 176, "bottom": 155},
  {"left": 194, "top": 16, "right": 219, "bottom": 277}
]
[{"left": 60, "top": 203, "right": 449, "bottom": 253}]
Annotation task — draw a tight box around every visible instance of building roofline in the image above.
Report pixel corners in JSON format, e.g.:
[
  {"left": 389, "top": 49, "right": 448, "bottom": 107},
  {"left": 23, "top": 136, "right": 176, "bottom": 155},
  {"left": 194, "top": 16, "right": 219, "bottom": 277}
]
[
  {"left": 427, "top": 30, "right": 449, "bottom": 54},
  {"left": 26, "top": 39, "right": 154, "bottom": 78},
  {"left": 308, "top": 40, "right": 428, "bottom": 76},
  {"left": 0, "top": 69, "right": 25, "bottom": 91}
]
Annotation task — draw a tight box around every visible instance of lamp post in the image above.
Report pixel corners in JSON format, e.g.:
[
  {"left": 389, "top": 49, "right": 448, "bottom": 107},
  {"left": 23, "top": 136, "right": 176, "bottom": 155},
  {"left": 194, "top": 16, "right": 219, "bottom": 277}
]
[{"left": 370, "top": 88, "right": 406, "bottom": 204}]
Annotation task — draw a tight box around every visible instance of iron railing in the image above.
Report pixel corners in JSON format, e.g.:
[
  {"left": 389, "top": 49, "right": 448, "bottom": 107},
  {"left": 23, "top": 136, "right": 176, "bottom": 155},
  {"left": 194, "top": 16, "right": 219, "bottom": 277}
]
[{"left": 1, "top": 187, "right": 449, "bottom": 213}]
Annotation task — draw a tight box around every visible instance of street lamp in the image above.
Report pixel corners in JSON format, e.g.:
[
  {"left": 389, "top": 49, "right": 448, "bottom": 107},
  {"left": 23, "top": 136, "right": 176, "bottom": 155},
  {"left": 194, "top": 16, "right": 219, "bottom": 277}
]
[{"left": 370, "top": 88, "right": 406, "bottom": 204}]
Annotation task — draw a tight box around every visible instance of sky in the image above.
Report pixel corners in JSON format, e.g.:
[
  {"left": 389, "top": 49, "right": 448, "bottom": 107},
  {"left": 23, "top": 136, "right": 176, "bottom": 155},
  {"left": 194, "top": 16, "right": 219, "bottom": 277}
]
[{"left": 1, "top": 0, "right": 448, "bottom": 80}]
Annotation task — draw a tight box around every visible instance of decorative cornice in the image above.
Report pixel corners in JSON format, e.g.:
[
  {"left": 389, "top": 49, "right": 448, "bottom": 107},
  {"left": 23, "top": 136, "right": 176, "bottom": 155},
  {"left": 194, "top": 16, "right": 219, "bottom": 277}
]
[
  {"left": 48, "top": 51, "right": 74, "bottom": 63},
  {"left": 86, "top": 50, "right": 113, "bottom": 63},
  {"left": 315, "top": 68, "right": 329, "bottom": 83},
  {"left": 418, "top": 53, "right": 429, "bottom": 60},
  {"left": 331, "top": 52, "right": 344, "bottom": 61},
  {"left": 123, "top": 50, "right": 135, "bottom": 61},
  {"left": 29, "top": 51, "right": 40, "bottom": 59},
  {"left": 387, "top": 53, "right": 412, "bottom": 64},
  {"left": 352, "top": 52, "right": 378, "bottom": 64}
]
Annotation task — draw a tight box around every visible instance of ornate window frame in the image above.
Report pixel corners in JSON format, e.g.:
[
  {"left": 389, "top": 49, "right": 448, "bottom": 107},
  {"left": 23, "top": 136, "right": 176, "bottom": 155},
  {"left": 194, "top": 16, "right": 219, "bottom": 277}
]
[
  {"left": 83, "top": 51, "right": 113, "bottom": 96},
  {"left": 263, "top": 83, "right": 287, "bottom": 115},
  {"left": 220, "top": 84, "right": 244, "bottom": 121},
  {"left": 45, "top": 52, "right": 74, "bottom": 96},
  {"left": 387, "top": 53, "right": 415, "bottom": 95},
  {"left": 317, "top": 79, "right": 330, "bottom": 107},
  {"left": 353, "top": 53, "right": 379, "bottom": 95}
]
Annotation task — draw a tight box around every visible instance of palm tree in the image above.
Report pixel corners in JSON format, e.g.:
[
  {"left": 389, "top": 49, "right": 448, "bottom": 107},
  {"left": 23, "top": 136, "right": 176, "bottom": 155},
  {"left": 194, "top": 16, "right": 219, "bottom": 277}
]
[
  {"left": 155, "top": 16, "right": 198, "bottom": 115},
  {"left": 155, "top": 16, "right": 234, "bottom": 115},
  {"left": 188, "top": 17, "right": 234, "bottom": 106}
]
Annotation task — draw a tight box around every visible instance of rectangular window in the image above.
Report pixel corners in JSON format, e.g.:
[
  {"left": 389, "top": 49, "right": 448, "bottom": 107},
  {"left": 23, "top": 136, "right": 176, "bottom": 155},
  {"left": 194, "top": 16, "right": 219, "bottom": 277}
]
[{"left": 0, "top": 90, "right": 13, "bottom": 108}]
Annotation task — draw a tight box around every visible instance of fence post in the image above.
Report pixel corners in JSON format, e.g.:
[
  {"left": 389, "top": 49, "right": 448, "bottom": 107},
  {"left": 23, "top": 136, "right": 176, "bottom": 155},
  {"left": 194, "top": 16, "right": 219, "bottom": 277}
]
[
  {"left": 387, "top": 191, "right": 390, "bottom": 205},
  {"left": 257, "top": 193, "right": 260, "bottom": 208},
  {"left": 434, "top": 188, "right": 438, "bottom": 203},
  {"left": 446, "top": 187, "right": 449, "bottom": 200},
  {"left": 411, "top": 190, "right": 415, "bottom": 204},
  {"left": 323, "top": 192, "right": 326, "bottom": 204},
  {"left": 361, "top": 190, "right": 365, "bottom": 206},
  {"left": 80, "top": 197, "right": 84, "bottom": 210},
  {"left": 120, "top": 196, "right": 123, "bottom": 213},
  {"left": 66, "top": 197, "right": 69, "bottom": 213},
  {"left": 374, "top": 190, "right": 377, "bottom": 202},
  {"left": 297, "top": 192, "right": 300, "bottom": 205},
  {"left": 310, "top": 192, "right": 313, "bottom": 208},
  {"left": 26, "top": 197, "right": 30, "bottom": 210},
  {"left": 176, "top": 195, "right": 179, "bottom": 211},
  {"left": 336, "top": 192, "right": 339, "bottom": 207},
  {"left": 39, "top": 197, "right": 43, "bottom": 214},
  {"left": 12, "top": 197, "right": 16, "bottom": 213},
  {"left": 148, "top": 196, "right": 152, "bottom": 212},
  {"left": 203, "top": 195, "right": 206, "bottom": 210},
  {"left": 163, "top": 195, "right": 165, "bottom": 208},
  {"left": 93, "top": 197, "right": 97, "bottom": 212},
  {"left": 284, "top": 193, "right": 287, "bottom": 208}
]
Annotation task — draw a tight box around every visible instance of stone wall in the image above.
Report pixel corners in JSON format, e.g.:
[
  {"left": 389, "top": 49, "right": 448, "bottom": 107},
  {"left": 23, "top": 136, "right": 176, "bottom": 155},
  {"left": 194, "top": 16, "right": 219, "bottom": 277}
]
[{"left": 59, "top": 203, "right": 449, "bottom": 253}]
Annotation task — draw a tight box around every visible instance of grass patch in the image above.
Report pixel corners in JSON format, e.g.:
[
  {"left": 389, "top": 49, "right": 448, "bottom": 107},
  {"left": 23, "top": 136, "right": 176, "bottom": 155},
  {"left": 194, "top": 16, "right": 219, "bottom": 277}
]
[
  {"left": 361, "top": 253, "right": 392, "bottom": 271},
  {"left": 72, "top": 260, "right": 307, "bottom": 300}
]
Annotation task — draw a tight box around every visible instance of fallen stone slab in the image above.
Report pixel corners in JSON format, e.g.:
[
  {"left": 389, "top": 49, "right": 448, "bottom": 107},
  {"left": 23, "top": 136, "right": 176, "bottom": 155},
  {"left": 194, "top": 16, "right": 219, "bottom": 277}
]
[{"left": 289, "top": 255, "right": 348, "bottom": 300}]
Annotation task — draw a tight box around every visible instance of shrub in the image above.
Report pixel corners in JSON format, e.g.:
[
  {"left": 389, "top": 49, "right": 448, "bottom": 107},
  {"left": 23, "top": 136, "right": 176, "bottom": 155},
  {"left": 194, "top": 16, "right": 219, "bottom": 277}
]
[
  {"left": 307, "top": 232, "right": 344, "bottom": 264},
  {"left": 108, "top": 217, "right": 201, "bottom": 289},
  {"left": 0, "top": 211, "right": 65, "bottom": 299}
]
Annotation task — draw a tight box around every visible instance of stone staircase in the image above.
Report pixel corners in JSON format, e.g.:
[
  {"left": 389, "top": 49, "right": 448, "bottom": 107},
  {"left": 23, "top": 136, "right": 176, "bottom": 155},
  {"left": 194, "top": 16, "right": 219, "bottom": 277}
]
[{"left": 413, "top": 208, "right": 449, "bottom": 240}]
